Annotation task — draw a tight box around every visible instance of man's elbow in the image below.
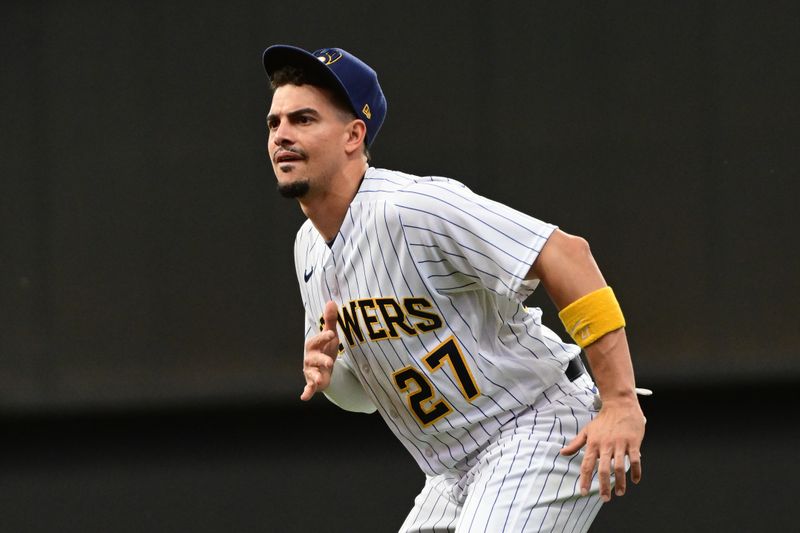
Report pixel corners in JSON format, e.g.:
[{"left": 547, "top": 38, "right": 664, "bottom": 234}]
[
  {"left": 531, "top": 229, "right": 594, "bottom": 281},
  {"left": 559, "top": 231, "right": 593, "bottom": 265}
]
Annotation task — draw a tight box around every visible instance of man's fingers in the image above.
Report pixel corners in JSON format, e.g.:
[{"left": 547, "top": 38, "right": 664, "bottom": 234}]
[
  {"left": 305, "top": 349, "right": 335, "bottom": 370},
  {"left": 322, "top": 300, "right": 338, "bottom": 333},
  {"left": 629, "top": 448, "right": 642, "bottom": 484},
  {"left": 559, "top": 405, "right": 645, "bottom": 501},
  {"left": 597, "top": 448, "right": 613, "bottom": 502},
  {"left": 614, "top": 444, "right": 627, "bottom": 496},
  {"left": 300, "top": 381, "right": 317, "bottom": 401},
  {"left": 305, "top": 330, "right": 336, "bottom": 352},
  {"left": 578, "top": 449, "right": 596, "bottom": 497},
  {"left": 301, "top": 320, "right": 339, "bottom": 402},
  {"left": 562, "top": 429, "right": 593, "bottom": 497},
  {"left": 300, "top": 362, "right": 334, "bottom": 400},
  {"left": 560, "top": 429, "right": 588, "bottom": 456}
]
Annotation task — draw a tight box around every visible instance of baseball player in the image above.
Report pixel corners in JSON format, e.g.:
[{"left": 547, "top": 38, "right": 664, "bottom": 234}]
[{"left": 263, "top": 44, "right": 646, "bottom": 532}]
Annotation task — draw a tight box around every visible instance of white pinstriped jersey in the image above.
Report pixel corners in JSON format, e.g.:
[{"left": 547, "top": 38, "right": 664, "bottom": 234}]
[{"left": 294, "top": 167, "right": 582, "bottom": 476}]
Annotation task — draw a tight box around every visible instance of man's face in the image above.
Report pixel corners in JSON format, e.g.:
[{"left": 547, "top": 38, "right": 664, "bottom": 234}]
[{"left": 267, "top": 83, "right": 352, "bottom": 199}]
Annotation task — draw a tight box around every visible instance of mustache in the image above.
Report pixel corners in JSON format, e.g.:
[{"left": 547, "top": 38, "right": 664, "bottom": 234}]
[{"left": 272, "top": 146, "right": 308, "bottom": 162}]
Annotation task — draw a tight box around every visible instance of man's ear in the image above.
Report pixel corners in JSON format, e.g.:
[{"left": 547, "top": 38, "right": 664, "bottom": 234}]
[{"left": 344, "top": 119, "right": 367, "bottom": 155}]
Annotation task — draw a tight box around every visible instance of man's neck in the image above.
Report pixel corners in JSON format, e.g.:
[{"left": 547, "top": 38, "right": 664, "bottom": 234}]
[{"left": 299, "top": 162, "right": 368, "bottom": 242}]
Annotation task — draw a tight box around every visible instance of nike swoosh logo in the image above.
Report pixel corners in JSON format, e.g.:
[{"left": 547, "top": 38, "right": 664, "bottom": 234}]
[{"left": 303, "top": 267, "right": 314, "bottom": 282}]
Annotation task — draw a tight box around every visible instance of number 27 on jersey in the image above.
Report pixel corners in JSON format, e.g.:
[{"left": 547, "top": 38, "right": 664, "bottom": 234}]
[{"left": 392, "top": 336, "right": 480, "bottom": 427}]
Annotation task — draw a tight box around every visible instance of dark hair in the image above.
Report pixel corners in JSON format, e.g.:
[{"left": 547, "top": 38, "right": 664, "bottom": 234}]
[
  {"left": 270, "top": 65, "right": 371, "bottom": 161},
  {"left": 271, "top": 66, "right": 355, "bottom": 120}
]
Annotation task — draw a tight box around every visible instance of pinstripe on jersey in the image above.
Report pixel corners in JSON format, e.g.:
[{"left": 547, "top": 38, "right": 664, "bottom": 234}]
[{"left": 294, "top": 167, "right": 584, "bottom": 476}]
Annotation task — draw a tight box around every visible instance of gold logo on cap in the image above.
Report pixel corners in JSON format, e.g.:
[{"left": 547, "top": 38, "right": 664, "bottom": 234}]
[
  {"left": 315, "top": 49, "right": 342, "bottom": 65},
  {"left": 362, "top": 104, "right": 372, "bottom": 119}
]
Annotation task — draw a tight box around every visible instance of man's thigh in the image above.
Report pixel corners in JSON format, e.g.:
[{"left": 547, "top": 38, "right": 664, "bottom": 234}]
[
  {"left": 455, "top": 438, "right": 602, "bottom": 533},
  {"left": 400, "top": 376, "right": 604, "bottom": 533},
  {"left": 456, "top": 384, "right": 604, "bottom": 533}
]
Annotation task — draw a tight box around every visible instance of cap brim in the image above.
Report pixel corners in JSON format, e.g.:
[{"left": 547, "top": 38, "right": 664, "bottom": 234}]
[
  {"left": 262, "top": 45, "right": 352, "bottom": 109},
  {"left": 263, "top": 45, "right": 320, "bottom": 77}
]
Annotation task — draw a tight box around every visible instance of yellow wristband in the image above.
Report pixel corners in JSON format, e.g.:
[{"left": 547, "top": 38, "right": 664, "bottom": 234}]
[{"left": 558, "top": 286, "right": 626, "bottom": 348}]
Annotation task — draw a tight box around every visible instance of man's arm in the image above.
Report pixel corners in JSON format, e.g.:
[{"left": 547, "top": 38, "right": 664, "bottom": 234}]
[{"left": 529, "top": 229, "right": 645, "bottom": 502}]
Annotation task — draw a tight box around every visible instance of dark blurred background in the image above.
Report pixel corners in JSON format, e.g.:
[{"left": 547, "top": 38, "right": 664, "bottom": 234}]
[{"left": 1, "top": 1, "right": 797, "bottom": 531}]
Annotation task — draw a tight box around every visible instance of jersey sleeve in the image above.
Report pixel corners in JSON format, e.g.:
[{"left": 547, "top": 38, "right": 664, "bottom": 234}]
[{"left": 393, "top": 179, "right": 556, "bottom": 302}]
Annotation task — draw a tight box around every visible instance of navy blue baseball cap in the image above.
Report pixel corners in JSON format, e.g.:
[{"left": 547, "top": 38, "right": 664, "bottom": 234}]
[{"left": 262, "top": 45, "right": 387, "bottom": 147}]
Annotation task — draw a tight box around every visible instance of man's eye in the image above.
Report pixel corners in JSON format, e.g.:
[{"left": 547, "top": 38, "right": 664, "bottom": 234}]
[{"left": 298, "top": 115, "right": 312, "bottom": 124}]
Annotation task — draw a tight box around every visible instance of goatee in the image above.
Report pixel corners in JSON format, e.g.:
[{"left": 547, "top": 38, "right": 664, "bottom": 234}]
[{"left": 277, "top": 179, "right": 311, "bottom": 199}]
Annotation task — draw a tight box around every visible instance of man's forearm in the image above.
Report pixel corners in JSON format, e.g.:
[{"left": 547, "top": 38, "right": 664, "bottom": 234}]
[
  {"left": 530, "top": 229, "right": 639, "bottom": 399},
  {"left": 583, "top": 328, "right": 638, "bottom": 403}
]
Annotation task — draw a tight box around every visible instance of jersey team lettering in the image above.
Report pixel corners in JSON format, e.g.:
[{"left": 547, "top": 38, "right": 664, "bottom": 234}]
[{"left": 318, "top": 296, "right": 443, "bottom": 349}]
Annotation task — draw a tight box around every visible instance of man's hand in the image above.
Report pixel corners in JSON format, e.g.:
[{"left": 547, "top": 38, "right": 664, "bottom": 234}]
[
  {"left": 560, "top": 396, "right": 645, "bottom": 502},
  {"left": 300, "top": 300, "right": 340, "bottom": 401}
]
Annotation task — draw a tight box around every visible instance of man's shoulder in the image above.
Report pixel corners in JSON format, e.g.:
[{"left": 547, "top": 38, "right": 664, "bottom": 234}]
[{"left": 362, "top": 167, "right": 473, "bottom": 207}]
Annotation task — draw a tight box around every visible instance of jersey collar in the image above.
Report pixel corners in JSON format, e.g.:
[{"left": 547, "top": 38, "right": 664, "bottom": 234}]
[{"left": 328, "top": 167, "right": 374, "bottom": 256}]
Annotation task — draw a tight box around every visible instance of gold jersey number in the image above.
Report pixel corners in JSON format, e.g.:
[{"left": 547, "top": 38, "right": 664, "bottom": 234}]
[{"left": 392, "top": 336, "right": 481, "bottom": 427}]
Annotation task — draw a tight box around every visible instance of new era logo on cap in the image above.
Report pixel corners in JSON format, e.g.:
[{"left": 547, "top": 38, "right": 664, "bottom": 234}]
[{"left": 263, "top": 44, "right": 387, "bottom": 147}]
